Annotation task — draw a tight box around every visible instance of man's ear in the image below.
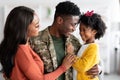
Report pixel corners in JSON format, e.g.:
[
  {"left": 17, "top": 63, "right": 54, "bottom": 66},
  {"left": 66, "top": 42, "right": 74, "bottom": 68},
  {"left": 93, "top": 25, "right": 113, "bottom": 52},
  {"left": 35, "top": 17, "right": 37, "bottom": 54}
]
[{"left": 57, "top": 16, "right": 63, "bottom": 24}]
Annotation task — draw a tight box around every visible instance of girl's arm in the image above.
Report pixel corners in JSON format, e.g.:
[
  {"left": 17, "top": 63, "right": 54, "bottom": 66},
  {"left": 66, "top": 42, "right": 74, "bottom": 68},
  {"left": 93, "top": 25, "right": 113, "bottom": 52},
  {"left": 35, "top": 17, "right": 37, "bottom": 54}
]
[{"left": 72, "top": 44, "right": 100, "bottom": 73}]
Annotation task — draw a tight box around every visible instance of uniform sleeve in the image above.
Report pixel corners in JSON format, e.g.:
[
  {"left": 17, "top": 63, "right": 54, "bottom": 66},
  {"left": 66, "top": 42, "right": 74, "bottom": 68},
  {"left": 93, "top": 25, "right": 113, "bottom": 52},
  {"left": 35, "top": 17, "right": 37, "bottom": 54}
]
[
  {"left": 16, "top": 47, "right": 43, "bottom": 80},
  {"left": 72, "top": 44, "right": 100, "bottom": 73}
]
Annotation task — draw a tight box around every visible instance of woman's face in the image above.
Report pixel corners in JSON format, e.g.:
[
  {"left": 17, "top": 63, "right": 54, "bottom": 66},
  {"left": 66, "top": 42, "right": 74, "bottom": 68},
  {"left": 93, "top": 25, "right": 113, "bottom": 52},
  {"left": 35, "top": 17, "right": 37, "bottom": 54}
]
[{"left": 27, "top": 14, "right": 40, "bottom": 38}]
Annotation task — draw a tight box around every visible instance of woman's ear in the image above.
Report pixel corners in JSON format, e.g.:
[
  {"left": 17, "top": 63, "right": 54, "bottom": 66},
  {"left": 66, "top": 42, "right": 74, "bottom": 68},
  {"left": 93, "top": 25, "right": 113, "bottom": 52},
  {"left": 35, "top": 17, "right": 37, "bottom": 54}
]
[{"left": 57, "top": 16, "right": 63, "bottom": 24}]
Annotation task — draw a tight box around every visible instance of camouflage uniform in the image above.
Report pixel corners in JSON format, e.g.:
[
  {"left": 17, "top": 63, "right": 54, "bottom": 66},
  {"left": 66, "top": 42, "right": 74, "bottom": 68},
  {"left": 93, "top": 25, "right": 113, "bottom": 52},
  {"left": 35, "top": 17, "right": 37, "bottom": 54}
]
[{"left": 30, "top": 27, "right": 81, "bottom": 80}]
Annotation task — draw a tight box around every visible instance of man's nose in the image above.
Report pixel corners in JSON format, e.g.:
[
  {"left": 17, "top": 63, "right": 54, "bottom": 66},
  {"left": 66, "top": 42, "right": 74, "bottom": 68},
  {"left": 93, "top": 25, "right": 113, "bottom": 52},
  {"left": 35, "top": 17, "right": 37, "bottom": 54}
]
[{"left": 72, "top": 27, "right": 76, "bottom": 32}]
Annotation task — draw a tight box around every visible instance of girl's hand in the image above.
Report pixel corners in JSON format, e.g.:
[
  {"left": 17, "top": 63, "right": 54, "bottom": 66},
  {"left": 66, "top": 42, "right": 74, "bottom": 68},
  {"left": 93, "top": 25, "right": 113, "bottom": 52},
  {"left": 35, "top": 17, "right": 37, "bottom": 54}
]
[{"left": 66, "top": 43, "right": 74, "bottom": 54}]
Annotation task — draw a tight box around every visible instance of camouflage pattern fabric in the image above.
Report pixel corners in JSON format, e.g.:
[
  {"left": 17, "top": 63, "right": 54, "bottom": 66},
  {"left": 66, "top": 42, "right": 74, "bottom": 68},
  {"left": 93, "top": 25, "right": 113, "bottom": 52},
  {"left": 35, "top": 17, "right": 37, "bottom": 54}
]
[{"left": 30, "top": 27, "right": 81, "bottom": 80}]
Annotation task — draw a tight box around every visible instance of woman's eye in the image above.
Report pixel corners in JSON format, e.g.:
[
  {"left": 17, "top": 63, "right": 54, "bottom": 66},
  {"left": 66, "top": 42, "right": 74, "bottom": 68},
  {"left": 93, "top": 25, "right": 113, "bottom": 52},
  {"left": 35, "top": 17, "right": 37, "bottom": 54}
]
[{"left": 35, "top": 25, "right": 39, "bottom": 28}]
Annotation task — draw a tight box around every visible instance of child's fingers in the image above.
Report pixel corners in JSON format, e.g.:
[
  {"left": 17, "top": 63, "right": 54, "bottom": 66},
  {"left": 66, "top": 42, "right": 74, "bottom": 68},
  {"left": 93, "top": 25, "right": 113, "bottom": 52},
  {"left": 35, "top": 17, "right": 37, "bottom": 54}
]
[{"left": 66, "top": 54, "right": 76, "bottom": 64}]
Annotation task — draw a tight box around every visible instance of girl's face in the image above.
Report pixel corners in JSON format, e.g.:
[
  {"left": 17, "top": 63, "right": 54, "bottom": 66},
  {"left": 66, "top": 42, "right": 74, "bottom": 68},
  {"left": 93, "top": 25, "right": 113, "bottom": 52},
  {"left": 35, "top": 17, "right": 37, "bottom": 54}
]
[
  {"left": 79, "top": 23, "right": 96, "bottom": 43},
  {"left": 27, "top": 14, "right": 40, "bottom": 38}
]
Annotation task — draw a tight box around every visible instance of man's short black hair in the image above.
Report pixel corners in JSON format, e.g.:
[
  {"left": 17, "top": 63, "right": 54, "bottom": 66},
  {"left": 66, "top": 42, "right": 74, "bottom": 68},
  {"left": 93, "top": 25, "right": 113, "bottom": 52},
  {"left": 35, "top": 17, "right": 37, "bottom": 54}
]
[{"left": 54, "top": 1, "right": 81, "bottom": 19}]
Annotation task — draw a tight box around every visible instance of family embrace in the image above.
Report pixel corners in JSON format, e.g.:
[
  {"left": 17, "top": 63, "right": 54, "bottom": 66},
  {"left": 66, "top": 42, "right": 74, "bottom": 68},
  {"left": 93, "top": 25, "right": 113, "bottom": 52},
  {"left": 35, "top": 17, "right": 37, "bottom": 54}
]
[{"left": 0, "top": 1, "right": 106, "bottom": 80}]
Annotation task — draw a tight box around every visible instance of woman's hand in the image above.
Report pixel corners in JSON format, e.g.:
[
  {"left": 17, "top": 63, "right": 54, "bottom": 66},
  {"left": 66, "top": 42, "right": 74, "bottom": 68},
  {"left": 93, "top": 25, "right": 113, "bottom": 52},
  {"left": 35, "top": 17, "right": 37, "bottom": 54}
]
[{"left": 62, "top": 54, "right": 76, "bottom": 70}]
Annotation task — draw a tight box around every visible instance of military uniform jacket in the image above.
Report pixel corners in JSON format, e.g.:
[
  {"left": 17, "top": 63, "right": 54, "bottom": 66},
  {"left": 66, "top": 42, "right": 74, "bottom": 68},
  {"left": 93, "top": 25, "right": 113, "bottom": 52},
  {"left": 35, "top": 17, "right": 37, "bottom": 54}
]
[{"left": 30, "top": 27, "right": 81, "bottom": 80}]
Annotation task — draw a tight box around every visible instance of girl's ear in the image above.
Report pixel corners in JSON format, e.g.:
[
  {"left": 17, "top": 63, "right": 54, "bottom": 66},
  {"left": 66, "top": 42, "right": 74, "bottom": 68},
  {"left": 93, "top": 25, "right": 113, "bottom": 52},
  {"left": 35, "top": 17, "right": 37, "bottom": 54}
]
[
  {"left": 56, "top": 16, "right": 63, "bottom": 24},
  {"left": 92, "top": 29, "right": 97, "bottom": 35}
]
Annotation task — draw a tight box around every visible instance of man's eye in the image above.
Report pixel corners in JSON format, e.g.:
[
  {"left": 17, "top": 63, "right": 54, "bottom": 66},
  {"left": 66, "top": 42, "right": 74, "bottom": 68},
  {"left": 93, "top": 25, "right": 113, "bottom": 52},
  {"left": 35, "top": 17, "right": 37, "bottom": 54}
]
[{"left": 71, "top": 23, "right": 78, "bottom": 27}]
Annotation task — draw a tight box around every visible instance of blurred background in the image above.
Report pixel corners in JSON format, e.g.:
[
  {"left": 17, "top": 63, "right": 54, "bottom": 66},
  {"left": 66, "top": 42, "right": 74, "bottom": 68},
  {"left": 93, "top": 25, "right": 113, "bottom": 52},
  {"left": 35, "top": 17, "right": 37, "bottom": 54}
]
[{"left": 0, "top": 0, "right": 120, "bottom": 80}]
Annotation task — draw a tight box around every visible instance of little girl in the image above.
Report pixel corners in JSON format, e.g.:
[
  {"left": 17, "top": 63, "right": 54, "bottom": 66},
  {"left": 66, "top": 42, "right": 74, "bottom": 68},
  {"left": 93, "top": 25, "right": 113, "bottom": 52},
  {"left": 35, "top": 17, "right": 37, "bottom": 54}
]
[{"left": 67, "top": 10, "right": 107, "bottom": 80}]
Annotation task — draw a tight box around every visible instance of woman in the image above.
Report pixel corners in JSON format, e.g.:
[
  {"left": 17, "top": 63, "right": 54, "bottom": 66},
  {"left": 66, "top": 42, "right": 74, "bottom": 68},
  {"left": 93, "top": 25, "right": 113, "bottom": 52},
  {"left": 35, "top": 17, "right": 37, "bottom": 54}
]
[{"left": 0, "top": 6, "right": 75, "bottom": 80}]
